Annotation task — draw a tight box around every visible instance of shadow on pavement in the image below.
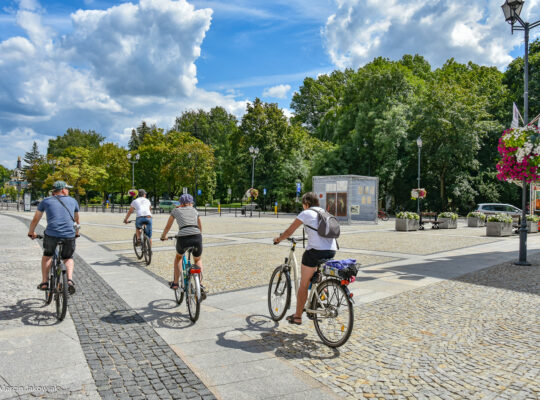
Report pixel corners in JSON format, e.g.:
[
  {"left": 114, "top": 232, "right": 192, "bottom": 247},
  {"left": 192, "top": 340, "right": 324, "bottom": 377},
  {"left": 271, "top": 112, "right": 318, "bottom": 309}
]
[
  {"left": 216, "top": 314, "right": 340, "bottom": 360},
  {"left": 0, "top": 298, "right": 59, "bottom": 326},
  {"left": 100, "top": 298, "right": 194, "bottom": 329}
]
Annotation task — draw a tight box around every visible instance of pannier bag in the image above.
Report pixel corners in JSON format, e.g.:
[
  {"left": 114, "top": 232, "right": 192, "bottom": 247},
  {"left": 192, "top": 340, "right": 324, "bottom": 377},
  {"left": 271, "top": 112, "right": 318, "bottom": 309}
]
[{"left": 323, "top": 259, "right": 359, "bottom": 282}]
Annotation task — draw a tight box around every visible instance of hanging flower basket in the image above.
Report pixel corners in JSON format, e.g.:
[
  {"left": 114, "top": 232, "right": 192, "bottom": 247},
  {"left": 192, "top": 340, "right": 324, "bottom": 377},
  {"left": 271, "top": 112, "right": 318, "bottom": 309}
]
[
  {"left": 496, "top": 125, "right": 540, "bottom": 183},
  {"left": 244, "top": 188, "right": 259, "bottom": 200},
  {"left": 128, "top": 189, "right": 137, "bottom": 197},
  {"left": 411, "top": 188, "right": 427, "bottom": 200}
]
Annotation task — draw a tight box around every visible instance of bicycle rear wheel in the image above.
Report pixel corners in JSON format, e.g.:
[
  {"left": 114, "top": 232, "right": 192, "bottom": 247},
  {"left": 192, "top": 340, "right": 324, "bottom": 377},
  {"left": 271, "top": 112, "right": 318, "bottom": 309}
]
[
  {"left": 143, "top": 236, "right": 152, "bottom": 265},
  {"left": 186, "top": 274, "right": 200, "bottom": 322},
  {"left": 381, "top": 212, "right": 389, "bottom": 221},
  {"left": 267, "top": 265, "right": 291, "bottom": 321},
  {"left": 133, "top": 233, "right": 143, "bottom": 259},
  {"left": 55, "top": 269, "right": 68, "bottom": 321},
  {"left": 312, "top": 279, "right": 353, "bottom": 348}
]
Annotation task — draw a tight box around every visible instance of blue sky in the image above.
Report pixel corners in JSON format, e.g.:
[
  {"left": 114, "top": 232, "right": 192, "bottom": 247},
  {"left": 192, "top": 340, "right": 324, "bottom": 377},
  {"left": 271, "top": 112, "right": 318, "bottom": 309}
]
[{"left": 0, "top": 0, "right": 538, "bottom": 168}]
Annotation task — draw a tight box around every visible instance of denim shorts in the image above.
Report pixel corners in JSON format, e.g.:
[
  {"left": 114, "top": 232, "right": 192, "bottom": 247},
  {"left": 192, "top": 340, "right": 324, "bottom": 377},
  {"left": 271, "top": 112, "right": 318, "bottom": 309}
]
[{"left": 135, "top": 216, "right": 152, "bottom": 238}]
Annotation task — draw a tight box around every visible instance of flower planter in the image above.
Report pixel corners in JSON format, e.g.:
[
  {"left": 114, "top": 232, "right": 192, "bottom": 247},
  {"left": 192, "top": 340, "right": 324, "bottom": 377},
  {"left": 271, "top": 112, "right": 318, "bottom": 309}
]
[
  {"left": 395, "top": 219, "right": 419, "bottom": 231},
  {"left": 467, "top": 217, "right": 485, "bottom": 227},
  {"left": 438, "top": 218, "right": 457, "bottom": 229},
  {"left": 527, "top": 221, "right": 539, "bottom": 233},
  {"left": 486, "top": 221, "right": 513, "bottom": 237}
]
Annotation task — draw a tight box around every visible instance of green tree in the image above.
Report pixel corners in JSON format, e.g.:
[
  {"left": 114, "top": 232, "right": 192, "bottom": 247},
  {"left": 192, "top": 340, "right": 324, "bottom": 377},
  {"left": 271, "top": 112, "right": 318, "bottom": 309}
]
[
  {"left": 91, "top": 143, "right": 130, "bottom": 204},
  {"left": 174, "top": 107, "right": 238, "bottom": 200},
  {"left": 503, "top": 38, "right": 540, "bottom": 124},
  {"left": 44, "top": 147, "right": 107, "bottom": 203},
  {"left": 23, "top": 142, "right": 47, "bottom": 198},
  {"left": 48, "top": 129, "right": 105, "bottom": 157}
]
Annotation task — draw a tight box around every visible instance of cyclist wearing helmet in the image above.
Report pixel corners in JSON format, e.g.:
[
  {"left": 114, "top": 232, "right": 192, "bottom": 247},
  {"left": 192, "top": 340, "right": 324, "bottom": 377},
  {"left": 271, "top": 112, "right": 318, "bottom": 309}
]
[
  {"left": 160, "top": 193, "right": 206, "bottom": 299},
  {"left": 123, "top": 189, "right": 152, "bottom": 247}
]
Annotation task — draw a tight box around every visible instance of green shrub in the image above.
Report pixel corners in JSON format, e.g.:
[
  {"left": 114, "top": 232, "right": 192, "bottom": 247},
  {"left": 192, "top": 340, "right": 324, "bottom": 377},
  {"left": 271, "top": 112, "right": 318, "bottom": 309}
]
[
  {"left": 467, "top": 211, "right": 486, "bottom": 220},
  {"left": 526, "top": 214, "right": 539, "bottom": 222},
  {"left": 487, "top": 213, "right": 513, "bottom": 223},
  {"left": 396, "top": 211, "right": 419, "bottom": 220}
]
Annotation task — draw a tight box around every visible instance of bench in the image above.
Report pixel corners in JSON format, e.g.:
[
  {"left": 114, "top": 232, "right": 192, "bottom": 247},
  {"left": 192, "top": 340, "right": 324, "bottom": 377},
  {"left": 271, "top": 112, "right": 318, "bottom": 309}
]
[{"left": 419, "top": 212, "right": 440, "bottom": 230}]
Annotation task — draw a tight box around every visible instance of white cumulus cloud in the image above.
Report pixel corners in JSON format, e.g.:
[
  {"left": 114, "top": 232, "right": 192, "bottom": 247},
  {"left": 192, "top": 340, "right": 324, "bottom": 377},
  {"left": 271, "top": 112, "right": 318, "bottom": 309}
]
[
  {"left": 263, "top": 84, "right": 291, "bottom": 99},
  {"left": 0, "top": 0, "right": 248, "bottom": 166},
  {"left": 323, "top": 0, "right": 537, "bottom": 70}
]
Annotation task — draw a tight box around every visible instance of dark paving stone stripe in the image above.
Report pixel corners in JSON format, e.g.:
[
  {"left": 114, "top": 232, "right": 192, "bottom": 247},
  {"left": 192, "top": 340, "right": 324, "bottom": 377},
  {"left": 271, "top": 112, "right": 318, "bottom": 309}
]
[{"left": 8, "top": 215, "right": 216, "bottom": 400}]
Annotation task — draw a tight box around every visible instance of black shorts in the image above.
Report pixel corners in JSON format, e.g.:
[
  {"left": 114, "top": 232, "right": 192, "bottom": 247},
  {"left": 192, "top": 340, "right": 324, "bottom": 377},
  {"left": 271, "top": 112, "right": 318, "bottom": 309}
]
[
  {"left": 43, "top": 234, "right": 76, "bottom": 259},
  {"left": 301, "top": 249, "right": 336, "bottom": 268},
  {"left": 176, "top": 234, "right": 203, "bottom": 257}
]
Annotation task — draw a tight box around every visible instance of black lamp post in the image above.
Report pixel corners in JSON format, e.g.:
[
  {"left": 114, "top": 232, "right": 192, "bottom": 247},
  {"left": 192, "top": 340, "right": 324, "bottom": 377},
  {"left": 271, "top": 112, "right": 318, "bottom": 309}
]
[
  {"left": 501, "top": 0, "right": 540, "bottom": 265},
  {"left": 249, "top": 146, "right": 259, "bottom": 216},
  {"left": 416, "top": 137, "right": 422, "bottom": 215},
  {"left": 363, "top": 139, "right": 370, "bottom": 176},
  {"left": 127, "top": 152, "right": 139, "bottom": 189},
  {"left": 188, "top": 152, "right": 199, "bottom": 207}
]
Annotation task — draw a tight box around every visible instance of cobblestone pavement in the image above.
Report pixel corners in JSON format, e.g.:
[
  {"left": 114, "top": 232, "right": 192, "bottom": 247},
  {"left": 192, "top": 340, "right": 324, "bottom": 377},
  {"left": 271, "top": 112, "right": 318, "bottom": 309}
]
[
  {"left": 255, "top": 260, "right": 540, "bottom": 399},
  {"left": 2, "top": 214, "right": 216, "bottom": 400}
]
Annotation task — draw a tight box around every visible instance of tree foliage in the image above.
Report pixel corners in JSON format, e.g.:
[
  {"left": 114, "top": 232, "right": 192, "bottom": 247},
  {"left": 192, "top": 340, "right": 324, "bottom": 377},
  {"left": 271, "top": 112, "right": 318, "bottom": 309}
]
[{"left": 48, "top": 128, "right": 105, "bottom": 156}]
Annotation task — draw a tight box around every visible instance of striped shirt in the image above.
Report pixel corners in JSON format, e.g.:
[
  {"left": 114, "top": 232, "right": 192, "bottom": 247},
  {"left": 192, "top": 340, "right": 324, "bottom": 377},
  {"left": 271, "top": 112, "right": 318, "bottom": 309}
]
[{"left": 171, "top": 206, "right": 201, "bottom": 237}]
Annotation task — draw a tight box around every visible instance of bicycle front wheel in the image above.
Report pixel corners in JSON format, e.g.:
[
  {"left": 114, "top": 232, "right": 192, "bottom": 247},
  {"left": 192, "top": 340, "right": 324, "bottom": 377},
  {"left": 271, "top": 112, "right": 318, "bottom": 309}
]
[
  {"left": 55, "top": 270, "right": 68, "bottom": 321},
  {"left": 312, "top": 279, "right": 353, "bottom": 348},
  {"left": 381, "top": 212, "right": 389, "bottom": 221},
  {"left": 267, "top": 265, "right": 291, "bottom": 321},
  {"left": 143, "top": 236, "right": 152, "bottom": 265},
  {"left": 133, "top": 234, "right": 143, "bottom": 259},
  {"left": 186, "top": 274, "right": 200, "bottom": 322}
]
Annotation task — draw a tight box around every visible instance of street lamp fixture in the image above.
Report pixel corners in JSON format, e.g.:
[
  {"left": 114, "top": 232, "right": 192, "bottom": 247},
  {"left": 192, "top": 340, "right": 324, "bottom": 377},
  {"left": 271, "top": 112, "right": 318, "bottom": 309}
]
[
  {"left": 416, "top": 137, "right": 422, "bottom": 215},
  {"left": 127, "top": 152, "right": 140, "bottom": 189},
  {"left": 501, "top": 0, "right": 540, "bottom": 265}
]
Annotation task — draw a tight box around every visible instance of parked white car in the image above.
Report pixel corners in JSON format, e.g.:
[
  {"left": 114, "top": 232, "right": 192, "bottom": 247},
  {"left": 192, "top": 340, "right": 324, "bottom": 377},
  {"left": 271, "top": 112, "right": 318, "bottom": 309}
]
[{"left": 474, "top": 203, "right": 522, "bottom": 218}]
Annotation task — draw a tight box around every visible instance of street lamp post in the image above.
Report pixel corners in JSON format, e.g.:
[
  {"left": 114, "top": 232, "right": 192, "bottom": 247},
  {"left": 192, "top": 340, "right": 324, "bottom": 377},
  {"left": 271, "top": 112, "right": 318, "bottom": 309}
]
[
  {"left": 501, "top": 0, "right": 539, "bottom": 265},
  {"left": 249, "top": 146, "right": 259, "bottom": 216},
  {"left": 127, "top": 153, "right": 140, "bottom": 189},
  {"left": 363, "top": 139, "right": 370, "bottom": 176},
  {"left": 188, "top": 152, "right": 199, "bottom": 207},
  {"left": 417, "top": 137, "right": 422, "bottom": 215},
  {"left": 48, "top": 158, "right": 58, "bottom": 175}
]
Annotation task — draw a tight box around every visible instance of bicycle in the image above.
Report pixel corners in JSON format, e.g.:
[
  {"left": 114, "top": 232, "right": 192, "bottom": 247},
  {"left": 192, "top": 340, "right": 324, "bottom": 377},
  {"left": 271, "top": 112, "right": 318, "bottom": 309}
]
[
  {"left": 127, "top": 220, "right": 152, "bottom": 265},
  {"left": 378, "top": 209, "right": 389, "bottom": 221},
  {"left": 35, "top": 235, "right": 69, "bottom": 321},
  {"left": 165, "top": 236, "right": 202, "bottom": 323},
  {"left": 268, "top": 237, "right": 355, "bottom": 348}
]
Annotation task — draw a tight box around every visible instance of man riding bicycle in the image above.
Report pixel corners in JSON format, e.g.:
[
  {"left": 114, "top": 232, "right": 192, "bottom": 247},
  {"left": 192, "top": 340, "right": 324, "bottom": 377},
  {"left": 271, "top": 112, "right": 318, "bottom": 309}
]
[
  {"left": 28, "top": 181, "right": 80, "bottom": 294},
  {"left": 123, "top": 189, "right": 152, "bottom": 247}
]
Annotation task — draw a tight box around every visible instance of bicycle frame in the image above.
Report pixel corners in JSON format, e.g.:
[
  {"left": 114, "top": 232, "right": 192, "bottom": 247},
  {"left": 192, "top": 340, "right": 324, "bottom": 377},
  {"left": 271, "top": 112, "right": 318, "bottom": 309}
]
[
  {"left": 282, "top": 239, "right": 334, "bottom": 317},
  {"left": 182, "top": 251, "right": 201, "bottom": 300}
]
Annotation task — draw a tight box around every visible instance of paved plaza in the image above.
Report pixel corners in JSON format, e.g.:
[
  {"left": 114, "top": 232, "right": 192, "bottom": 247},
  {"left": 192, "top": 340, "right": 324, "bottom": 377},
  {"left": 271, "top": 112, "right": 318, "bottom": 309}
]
[{"left": 0, "top": 210, "right": 538, "bottom": 399}]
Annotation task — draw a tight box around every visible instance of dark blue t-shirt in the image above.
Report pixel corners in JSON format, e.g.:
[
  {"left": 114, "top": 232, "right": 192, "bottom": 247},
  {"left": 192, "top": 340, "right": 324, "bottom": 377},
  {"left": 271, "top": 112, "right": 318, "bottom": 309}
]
[{"left": 37, "top": 195, "right": 80, "bottom": 238}]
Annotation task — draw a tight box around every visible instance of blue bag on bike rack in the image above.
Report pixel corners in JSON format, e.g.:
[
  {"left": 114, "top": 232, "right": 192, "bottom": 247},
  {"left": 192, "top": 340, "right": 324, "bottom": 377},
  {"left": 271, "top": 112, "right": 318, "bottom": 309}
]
[{"left": 322, "top": 259, "right": 359, "bottom": 281}]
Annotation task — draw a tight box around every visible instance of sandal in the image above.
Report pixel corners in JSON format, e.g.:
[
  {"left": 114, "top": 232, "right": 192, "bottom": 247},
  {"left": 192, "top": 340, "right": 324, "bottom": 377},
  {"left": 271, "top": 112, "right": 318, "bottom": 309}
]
[
  {"left": 67, "top": 279, "right": 76, "bottom": 295},
  {"left": 286, "top": 314, "right": 302, "bottom": 325},
  {"left": 37, "top": 282, "right": 48, "bottom": 291},
  {"left": 169, "top": 281, "right": 179, "bottom": 290}
]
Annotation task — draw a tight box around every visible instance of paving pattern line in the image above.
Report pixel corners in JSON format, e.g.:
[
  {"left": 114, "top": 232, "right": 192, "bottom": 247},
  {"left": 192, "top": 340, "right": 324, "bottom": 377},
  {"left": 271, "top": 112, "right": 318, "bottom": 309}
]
[{"left": 5, "top": 214, "right": 217, "bottom": 400}]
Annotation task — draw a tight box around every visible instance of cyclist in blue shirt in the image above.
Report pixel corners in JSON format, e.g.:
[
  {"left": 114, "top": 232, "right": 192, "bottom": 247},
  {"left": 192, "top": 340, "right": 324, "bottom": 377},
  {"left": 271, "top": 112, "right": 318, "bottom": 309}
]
[{"left": 28, "top": 181, "right": 80, "bottom": 294}]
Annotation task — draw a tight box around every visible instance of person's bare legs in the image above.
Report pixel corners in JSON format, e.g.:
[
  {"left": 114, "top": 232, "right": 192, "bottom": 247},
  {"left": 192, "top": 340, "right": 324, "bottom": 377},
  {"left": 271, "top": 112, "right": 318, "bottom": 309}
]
[
  {"left": 41, "top": 256, "right": 52, "bottom": 283},
  {"left": 63, "top": 258, "right": 74, "bottom": 281},
  {"left": 173, "top": 253, "right": 182, "bottom": 285},
  {"left": 293, "top": 265, "right": 317, "bottom": 321}
]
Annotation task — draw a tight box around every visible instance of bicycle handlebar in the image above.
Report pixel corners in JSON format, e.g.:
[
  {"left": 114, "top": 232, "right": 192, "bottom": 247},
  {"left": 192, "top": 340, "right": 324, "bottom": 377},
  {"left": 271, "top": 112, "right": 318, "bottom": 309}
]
[{"left": 162, "top": 236, "right": 177, "bottom": 241}]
